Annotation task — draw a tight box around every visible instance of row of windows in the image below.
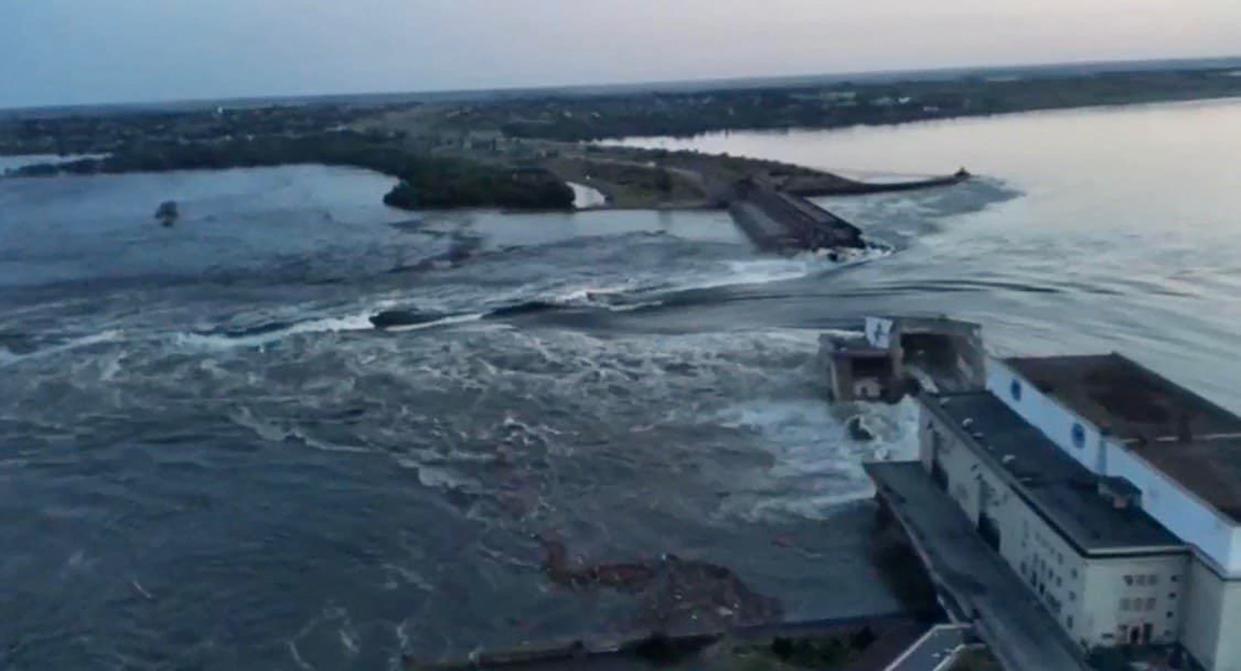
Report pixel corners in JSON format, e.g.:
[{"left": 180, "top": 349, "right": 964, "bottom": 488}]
[
  {"left": 1124, "top": 573, "right": 1161, "bottom": 587},
  {"left": 1024, "top": 525, "right": 1067, "bottom": 566},
  {"left": 1121, "top": 597, "right": 1158, "bottom": 612},
  {"left": 1028, "top": 555, "right": 1065, "bottom": 588}
]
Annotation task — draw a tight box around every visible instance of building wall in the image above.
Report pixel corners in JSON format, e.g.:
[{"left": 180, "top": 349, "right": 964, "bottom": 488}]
[
  {"left": 920, "top": 404, "right": 1187, "bottom": 651},
  {"left": 1080, "top": 556, "right": 1187, "bottom": 648},
  {"left": 826, "top": 357, "right": 853, "bottom": 401},
  {"left": 921, "top": 406, "right": 1092, "bottom": 640},
  {"left": 1183, "top": 558, "right": 1241, "bottom": 671},
  {"left": 1008, "top": 499, "right": 1091, "bottom": 645},
  {"left": 988, "top": 357, "right": 1241, "bottom": 576},
  {"left": 1233, "top": 531, "right": 1241, "bottom": 577},
  {"left": 986, "top": 359, "right": 1107, "bottom": 474}
]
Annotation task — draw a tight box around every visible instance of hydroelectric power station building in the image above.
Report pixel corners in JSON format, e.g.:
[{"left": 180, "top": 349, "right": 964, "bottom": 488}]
[{"left": 843, "top": 319, "right": 1241, "bottom": 669}]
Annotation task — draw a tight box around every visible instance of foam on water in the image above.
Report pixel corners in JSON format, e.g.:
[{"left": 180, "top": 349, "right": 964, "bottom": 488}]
[
  {"left": 173, "top": 310, "right": 384, "bottom": 350},
  {"left": 672, "top": 245, "right": 893, "bottom": 294},
  {"left": 0, "top": 330, "right": 125, "bottom": 368},
  {"left": 229, "top": 406, "right": 371, "bottom": 453},
  {"left": 386, "top": 312, "right": 486, "bottom": 332},
  {"left": 567, "top": 182, "right": 608, "bottom": 209},
  {"left": 712, "top": 396, "right": 920, "bottom": 523}
]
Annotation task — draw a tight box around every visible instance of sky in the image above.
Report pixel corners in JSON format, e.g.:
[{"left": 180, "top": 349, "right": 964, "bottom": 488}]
[{"left": 3, "top": 0, "right": 1241, "bottom": 108}]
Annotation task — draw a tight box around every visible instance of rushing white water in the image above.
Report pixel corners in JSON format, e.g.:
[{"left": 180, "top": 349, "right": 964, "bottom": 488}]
[
  {"left": 0, "top": 153, "right": 111, "bottom": 173},
  {"left": 566, "top": 181, "right": 608, "bottom": 209},
  {"left": 4, "top": 99, "right": 1241, "bottom": 668}
]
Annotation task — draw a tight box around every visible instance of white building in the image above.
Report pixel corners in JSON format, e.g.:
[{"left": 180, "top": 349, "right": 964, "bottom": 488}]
[{"left": 917, "top": 353, "right": 1241, "bottom": 670}]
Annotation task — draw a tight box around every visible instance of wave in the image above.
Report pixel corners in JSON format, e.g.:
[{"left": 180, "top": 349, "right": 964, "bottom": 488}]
[
  {"left": 635, "top": 245, "right": 893, "bottom": 297},
  {"left": 174, "top": 312, "right": 375, "bottom": 350},
  {"left": 713, "top": 398, "right": 920, "bottom": 523},
  {"left": 497, "top": 249, "right": 893, "bottom": 318},
  {"left": 384, "top": 312, "right": 485, "bottom": 332},
  {"left": 0, "top": 330, "right": 125, "bottom": 368},
  {"left": 546, "top": 284, "right": 666, "bottom": 312},
  {"left": 163, "top": 235, "right": 894, "bottom": 349},
  {"left": 0, "top": 346, "right": 20, "bottom": 367},
  {"left": 229, "top": 407, "right": 371, "bottom": 454},
  {"left": 485, "top": 292, "right": 664, "bottom": 321},
  {"left": 173, "top": 307, "right": 490, "bottom": 350}
]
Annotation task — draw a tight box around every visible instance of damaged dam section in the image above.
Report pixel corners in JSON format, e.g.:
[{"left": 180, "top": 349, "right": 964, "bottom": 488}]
[{"left": 724, "top": 171, "right": 969, "bottom": 257}]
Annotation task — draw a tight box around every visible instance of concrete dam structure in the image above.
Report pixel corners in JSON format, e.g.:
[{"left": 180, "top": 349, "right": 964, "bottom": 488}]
[{"left": 727, "top": 179, "right": 867, "bottom": 254}]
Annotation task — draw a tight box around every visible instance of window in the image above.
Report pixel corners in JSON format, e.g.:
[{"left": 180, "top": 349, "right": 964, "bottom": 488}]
[
  {"left": 1171, "top": 575, "right": 1179, "bottom": 583},
  {"left": 1168, "top": 611, "right": 1175, "bottom": 619},
  {"left": 1150, "top": 575, "right": 1159, "bottom": 585},
  {"left": 1120, "top": 598, "right": 1130, "bottom": 611},
  {"left": 1066, "top": 615, "right": 1074, "bottom": 630},
  {"left": 1069, "top": 591, "right": 1076, "bottom": 602},
  {"left": 1170, "top": 592, "right": 1177, "bottom": 600},
  {"left": 1071, "top": 423, "right": 1086, "bottom": 449},
  {"left": 1011, "top": 379, "right": 1023, "bottom": 402},
  {"left": 1136, "top": 575, "right": 1147, "bottom": 586},
  {"left": 1124, "top": 575, "right": 1134, "bottom": 586},
  {"left": 1146, "top": 598, "right": 1156, "bottom": 610},
  {"left": 1071, "top": 568, "right": 1078, "bottom": 579}
]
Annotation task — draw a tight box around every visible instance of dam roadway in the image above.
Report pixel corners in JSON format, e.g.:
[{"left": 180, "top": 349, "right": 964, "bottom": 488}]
[{"left": 723, "top": 171, "right": 969, "bottom": 254}]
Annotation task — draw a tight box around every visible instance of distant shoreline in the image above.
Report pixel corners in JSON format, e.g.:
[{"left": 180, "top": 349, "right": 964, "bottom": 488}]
[
  {"left": 4, "top": 54, "right": 1240, "bottom": 117},
  {"left": 598, "top": 93, "right": 1241, "bottom": 144},
  {"left": 8, "top": 66, "right": 1240, "bottom": 213}
]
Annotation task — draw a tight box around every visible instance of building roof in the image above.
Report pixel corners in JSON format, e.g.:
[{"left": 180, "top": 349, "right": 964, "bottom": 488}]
[
  {"left": 1004, "top": 354, "right": 1241, "bottom": 524},
  {"left": 925, "top": 391, "right": 1184, "bottom": 555},
  {"left": 1004, "top": 354, "right": 1241, "bottom": 442},
  {"left": 1129, "top": 438, "right": 1241, "bottom": 523}
]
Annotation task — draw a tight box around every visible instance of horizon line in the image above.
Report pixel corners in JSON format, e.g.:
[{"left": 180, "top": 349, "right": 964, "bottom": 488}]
[{"left": 4, "top": 52, "right": 1241, "bottom": 115}]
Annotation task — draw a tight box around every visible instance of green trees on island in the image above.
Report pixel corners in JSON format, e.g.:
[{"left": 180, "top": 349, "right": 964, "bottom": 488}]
[{"left": 11, "top": 132, "right": 575, "bottom": 211}]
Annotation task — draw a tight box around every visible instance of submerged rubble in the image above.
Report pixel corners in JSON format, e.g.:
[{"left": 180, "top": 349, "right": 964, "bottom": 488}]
[{"left": 539, "top": 537, "right": 784, "bottom": 633}]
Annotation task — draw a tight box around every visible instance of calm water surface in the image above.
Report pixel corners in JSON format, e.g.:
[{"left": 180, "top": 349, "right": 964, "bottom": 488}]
[
  {"left": 611, "top": 98, "right": 1241, "bottom": 406},
  {"left": 2, "top": 99, "right": 1240, "bottom": 669}
]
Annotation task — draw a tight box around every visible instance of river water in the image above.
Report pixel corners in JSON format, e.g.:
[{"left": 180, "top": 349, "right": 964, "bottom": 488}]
[{"left": 2, "top": 99, "right": 1240, "bottom": 669}]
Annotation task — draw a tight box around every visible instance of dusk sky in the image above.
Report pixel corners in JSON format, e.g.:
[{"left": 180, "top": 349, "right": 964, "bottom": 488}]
[{"left": 4, "top": 0, "right": 1240, "bottom": 108}]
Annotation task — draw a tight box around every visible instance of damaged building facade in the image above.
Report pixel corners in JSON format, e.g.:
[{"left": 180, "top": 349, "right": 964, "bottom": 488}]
[{"left": 909, "top": 353, "right": 1241, "bottom": 669}]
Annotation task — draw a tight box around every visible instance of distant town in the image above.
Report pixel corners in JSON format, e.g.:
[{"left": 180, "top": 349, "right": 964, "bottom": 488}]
[{"left": 4, "top": 61, "right": 1241, "bottom": 212}]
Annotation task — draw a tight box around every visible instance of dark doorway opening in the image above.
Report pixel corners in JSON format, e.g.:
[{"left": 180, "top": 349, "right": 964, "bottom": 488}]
[
  {"left": 931, "top": 459, "right": 948, "bottom": 491},
  {"left": 978, "top": 511, "right": 1002, "bottom": 552}
]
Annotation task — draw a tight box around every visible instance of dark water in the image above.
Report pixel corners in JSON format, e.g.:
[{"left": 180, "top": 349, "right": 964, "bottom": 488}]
[
  {"left": 0, "top": 166, "right": 912, "bottom": 670},
  {"left": 4, "top": 100, "right": 1241, "bottom": 669}
]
